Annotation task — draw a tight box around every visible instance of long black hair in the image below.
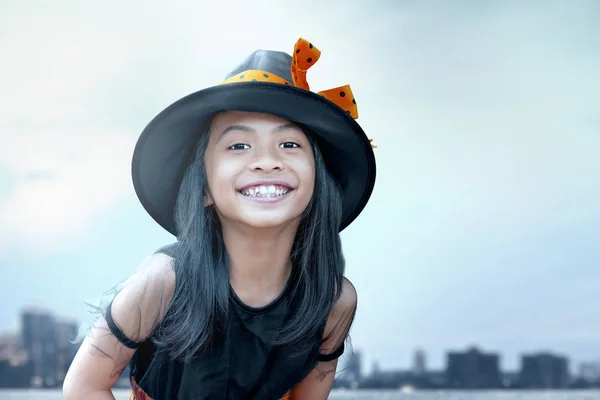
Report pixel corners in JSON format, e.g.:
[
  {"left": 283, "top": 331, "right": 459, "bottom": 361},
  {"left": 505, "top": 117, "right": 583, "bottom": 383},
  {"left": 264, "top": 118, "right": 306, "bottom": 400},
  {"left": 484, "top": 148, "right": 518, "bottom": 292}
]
[{"left": 153, "top": 125, "right": 346, "bottom": 362}]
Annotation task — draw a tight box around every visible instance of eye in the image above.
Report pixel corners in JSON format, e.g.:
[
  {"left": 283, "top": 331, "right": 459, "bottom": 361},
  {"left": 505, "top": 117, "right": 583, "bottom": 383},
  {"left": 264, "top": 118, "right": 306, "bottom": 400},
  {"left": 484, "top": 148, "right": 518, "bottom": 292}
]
[
  {"left": 280, "top": 142, "right": 300, "bottom": 149},
  {"left": 228, "top": 143, "right": 250, "bottom": 150}
]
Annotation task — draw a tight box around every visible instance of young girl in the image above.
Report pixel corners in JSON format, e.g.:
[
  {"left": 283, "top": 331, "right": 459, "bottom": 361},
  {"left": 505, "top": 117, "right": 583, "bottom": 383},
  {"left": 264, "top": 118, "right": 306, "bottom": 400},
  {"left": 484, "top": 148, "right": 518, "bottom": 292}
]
[{"left": 63, "top": 38, "right": 376, "bottom": 400}]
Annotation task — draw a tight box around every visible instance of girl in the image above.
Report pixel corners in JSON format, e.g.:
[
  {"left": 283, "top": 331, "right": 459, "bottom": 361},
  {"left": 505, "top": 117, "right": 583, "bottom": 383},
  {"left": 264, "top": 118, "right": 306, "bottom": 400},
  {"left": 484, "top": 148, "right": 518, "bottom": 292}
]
[{"left": 63, "top": 38, "right": 376, "bottom": 400}]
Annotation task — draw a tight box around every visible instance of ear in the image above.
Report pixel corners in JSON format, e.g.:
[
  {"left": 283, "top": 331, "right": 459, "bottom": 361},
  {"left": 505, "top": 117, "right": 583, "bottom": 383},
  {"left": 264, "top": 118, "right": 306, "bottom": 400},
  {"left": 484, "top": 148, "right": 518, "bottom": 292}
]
[{"left": 204, "top": 192, "right": 214, "bottom": 207}]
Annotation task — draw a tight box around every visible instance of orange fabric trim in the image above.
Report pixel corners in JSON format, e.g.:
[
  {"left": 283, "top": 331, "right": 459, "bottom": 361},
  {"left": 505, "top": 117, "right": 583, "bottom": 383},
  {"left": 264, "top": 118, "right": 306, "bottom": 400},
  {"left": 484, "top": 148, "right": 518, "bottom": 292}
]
[
  {"left": 220, "top": 70, "right": 291, "bottom": 86},
  {"left": 129, "top": 376, "right": 153, "bottom": 400}
]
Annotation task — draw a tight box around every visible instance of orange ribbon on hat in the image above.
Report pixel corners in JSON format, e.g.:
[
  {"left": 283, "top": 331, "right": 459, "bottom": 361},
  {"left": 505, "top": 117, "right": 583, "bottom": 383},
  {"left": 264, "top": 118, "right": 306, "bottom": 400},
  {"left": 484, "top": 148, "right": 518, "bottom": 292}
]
[
  {"left": 220, "top": 38, "right": 376, "bottom": 148},
  {"left": 291, "top": 39, "right": 359, "bottom": 119}
]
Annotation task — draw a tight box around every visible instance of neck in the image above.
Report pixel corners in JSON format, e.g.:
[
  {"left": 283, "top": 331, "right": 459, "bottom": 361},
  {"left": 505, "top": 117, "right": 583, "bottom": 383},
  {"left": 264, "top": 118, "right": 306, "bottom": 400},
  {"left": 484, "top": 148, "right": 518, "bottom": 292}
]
[{"left": 221, "top": 220, "right": 299, "bottom": 307}]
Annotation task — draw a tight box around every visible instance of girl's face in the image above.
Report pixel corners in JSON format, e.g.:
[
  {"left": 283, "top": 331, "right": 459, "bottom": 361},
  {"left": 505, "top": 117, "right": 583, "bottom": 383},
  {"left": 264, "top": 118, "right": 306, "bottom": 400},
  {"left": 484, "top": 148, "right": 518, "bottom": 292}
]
[{"left": 204, "top": 111, "right": 315, "bottom": 230}]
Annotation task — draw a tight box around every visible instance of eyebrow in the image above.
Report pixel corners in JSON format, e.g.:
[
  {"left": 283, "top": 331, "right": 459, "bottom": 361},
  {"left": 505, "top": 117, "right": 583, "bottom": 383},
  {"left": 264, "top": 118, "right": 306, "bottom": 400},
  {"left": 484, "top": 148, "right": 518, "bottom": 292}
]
[{"left": 217, "top": 123, "right": 299, "bottom": 142}]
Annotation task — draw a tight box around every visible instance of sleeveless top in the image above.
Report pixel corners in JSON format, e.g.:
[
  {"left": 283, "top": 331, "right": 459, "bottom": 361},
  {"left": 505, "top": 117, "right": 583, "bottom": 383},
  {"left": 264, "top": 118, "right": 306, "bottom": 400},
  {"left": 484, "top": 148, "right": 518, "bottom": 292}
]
[{"left": 104, "top": 243, "right": 345, "bottom": 400}]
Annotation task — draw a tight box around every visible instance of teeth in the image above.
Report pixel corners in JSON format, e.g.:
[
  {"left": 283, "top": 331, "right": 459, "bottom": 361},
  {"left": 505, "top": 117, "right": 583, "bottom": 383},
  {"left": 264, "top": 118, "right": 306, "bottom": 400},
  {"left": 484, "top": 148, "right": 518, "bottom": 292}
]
[{"left": 241, "top": 185, "right": 289, "bottom": 197}]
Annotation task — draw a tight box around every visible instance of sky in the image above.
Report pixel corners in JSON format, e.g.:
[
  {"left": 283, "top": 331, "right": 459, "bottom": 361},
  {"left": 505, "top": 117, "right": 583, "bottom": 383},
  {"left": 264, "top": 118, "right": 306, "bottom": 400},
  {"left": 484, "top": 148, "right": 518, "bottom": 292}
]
[{"left": 1, "top": 0, "right": 599, "bottom": 373}]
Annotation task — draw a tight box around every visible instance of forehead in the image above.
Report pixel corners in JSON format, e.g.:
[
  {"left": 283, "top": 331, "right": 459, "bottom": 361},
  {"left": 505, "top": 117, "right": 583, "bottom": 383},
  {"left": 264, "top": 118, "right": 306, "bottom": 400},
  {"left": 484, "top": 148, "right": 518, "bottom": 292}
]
[{"left": 209, "top": 111, "right": 296, "bottom": 133}]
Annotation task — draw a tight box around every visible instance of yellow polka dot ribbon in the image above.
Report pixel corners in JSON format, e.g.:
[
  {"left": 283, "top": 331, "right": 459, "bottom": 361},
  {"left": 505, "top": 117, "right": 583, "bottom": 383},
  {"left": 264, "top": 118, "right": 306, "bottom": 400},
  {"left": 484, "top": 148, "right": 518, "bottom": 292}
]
[{"left": 220, "top": 38, "right": 376, "bottom": 149}]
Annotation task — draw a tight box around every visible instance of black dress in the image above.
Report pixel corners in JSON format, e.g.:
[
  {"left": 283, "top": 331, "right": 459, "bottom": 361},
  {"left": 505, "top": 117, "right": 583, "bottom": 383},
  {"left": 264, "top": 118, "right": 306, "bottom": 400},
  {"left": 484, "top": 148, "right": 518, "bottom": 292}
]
[{"left": 104, "top": 244, "right": 344, "bottom": 400}]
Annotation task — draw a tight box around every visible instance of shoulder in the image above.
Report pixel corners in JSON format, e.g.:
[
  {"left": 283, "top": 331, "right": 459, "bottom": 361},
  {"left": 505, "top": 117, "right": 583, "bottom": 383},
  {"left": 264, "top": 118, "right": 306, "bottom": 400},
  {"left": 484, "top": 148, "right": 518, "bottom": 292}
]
[
  {"left": 109, "top": 252, "right": 176, "bottom": 341},
  {"left": 335, "top": 277, "right": 357, "bottom": 312},
  {"left": 319, "top": 277, "right": 357, "bottom": 352},
  {"left": 139, "top": 251, "right": 176, "bottom": 275},
  {"left": 153, "top": 242, "right": 181, "bottom": 259},
  {"left": 128, "top": 251, "right": 176, "bottom": 297},
  {"left": 328, "top": 277, "right": 357, "bottom": 322}
]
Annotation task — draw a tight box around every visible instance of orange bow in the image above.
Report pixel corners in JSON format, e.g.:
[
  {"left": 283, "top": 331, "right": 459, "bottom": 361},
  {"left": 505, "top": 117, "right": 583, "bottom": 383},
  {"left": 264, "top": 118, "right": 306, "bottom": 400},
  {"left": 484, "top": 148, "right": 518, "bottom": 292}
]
[
  {"left": 291, "top": 39, "right": 375, "bottom": 149},
  {"left": 291, "top": 39, "right": 359, "bottom": 120}
]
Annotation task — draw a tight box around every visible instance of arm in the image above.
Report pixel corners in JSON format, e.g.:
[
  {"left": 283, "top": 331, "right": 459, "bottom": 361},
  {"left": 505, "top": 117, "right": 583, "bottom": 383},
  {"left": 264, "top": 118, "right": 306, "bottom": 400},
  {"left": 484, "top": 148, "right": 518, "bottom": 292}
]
[
  {"left": 62, "top": 253, "right": 176, "bottom": 400},
  {"left": 289, "top": 278, "right": 358, "bottom": 400}
]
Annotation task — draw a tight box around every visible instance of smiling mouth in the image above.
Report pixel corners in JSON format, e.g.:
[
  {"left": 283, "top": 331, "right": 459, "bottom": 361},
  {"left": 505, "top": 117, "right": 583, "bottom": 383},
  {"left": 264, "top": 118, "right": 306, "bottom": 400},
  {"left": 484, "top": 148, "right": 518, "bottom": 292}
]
[{"left": 239, "top": 184, "right": 293, "bottom": 198}]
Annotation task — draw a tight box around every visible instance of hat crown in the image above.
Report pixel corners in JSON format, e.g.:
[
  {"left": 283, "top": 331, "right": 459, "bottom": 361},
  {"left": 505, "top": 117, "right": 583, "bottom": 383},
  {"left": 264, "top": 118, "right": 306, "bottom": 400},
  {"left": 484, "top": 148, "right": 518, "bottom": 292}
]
[{"left": 225, "top": 50, "right": 293, "bottom": 83}]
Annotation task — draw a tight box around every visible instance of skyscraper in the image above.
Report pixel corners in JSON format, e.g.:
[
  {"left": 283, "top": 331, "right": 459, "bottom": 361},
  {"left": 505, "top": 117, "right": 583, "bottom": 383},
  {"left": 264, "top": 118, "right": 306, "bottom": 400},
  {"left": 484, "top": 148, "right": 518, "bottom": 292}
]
[
  {"left": 520, "top": 353, "right": 570, "bottom": 388},
  {"left": 21, "top": 307, "right": 58, "bottom": 387},
  {"left": 446, "top": 347, "right": 501, "bottom": 389},
  {"left": 579, "top": 362, "right": 600, "bottom": 382},
  {"left": 413, "top": 349, "right": 426, "bottom": 376}
]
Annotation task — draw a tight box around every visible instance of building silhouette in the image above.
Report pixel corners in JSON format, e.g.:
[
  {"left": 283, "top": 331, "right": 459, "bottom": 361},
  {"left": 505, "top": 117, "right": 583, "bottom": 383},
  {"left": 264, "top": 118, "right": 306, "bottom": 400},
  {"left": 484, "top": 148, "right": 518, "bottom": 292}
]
[
  {"left": 579, "top": 362, "right": 600, "bottom": 383},
  {"left": 1, "top": 303, "right": 597, "bottom": 391},
  {"left": 413, "top": 349, "right": 426, "bottom": 376},
  {"left": 519, "top": 352, "right": 569, "bottom": 388},
  {"left": 21, "top": 308, "right": 58, "bottom": 387},
  {"left": 446, "top": 346, "right": 501, "bottom": 389},
  {"left": 371, "top": 361, "right": 380, "bottom": 376},
  {"left": 20, "top": 307, "right": 79, "bottom": 388},
  {"left": 0, "top": 333, "right": 30, "bottom": 388}
]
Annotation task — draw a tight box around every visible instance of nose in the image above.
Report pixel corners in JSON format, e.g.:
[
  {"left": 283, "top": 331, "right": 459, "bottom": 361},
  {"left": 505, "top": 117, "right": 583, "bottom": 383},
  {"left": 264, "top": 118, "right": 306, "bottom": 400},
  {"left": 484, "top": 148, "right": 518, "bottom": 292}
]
[{"left": 248, "top": 145, "right": 284, "bottom": 172}]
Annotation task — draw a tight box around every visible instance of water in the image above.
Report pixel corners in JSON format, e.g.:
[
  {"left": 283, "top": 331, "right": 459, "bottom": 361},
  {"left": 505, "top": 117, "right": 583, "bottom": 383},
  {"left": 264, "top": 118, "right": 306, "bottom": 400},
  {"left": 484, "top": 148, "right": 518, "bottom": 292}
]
[{"left": 1, "top": 389, "right": 599, "bottom": 400}]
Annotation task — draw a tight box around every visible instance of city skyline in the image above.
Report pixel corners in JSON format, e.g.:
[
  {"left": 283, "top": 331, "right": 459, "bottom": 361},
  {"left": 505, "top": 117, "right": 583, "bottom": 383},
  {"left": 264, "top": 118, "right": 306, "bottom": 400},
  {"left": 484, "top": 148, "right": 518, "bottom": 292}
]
[
  {"left": 1, "top": 306, "right": 599, "bottom": 390},
  {"left": 1, "top": 305, "right": 599, "bottom": 378},
  {"left": 2, "top": 0, "right": 599, "bottom": 373}
]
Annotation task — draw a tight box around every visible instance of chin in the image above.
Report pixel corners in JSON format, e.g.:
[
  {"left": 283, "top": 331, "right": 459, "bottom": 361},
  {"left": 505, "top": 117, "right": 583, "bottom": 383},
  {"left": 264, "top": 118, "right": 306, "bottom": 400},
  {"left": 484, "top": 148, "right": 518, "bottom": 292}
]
[
  {"left": 215, "top": 196, "right": 309, "bottom": 230},
  {"left": 240, "top": 214, "right": 302, "bottom": 230}
]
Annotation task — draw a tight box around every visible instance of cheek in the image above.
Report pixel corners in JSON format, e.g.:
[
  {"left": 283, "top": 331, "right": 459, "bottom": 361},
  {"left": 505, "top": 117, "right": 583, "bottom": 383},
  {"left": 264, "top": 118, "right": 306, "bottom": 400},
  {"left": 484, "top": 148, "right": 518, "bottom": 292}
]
[
  {"left": 205, "top": 158, "right": 241, "bottom": 198},
  {"left": 293, "top": 157, "right": 316, "bottom": 194}
]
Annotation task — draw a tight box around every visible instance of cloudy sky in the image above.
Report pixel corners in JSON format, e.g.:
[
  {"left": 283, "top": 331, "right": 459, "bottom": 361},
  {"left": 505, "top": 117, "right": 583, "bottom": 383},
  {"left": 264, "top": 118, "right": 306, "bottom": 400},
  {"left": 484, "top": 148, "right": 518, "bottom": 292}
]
[{"left": 1, "top": 0, "right": 599, "bottom": 373}]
